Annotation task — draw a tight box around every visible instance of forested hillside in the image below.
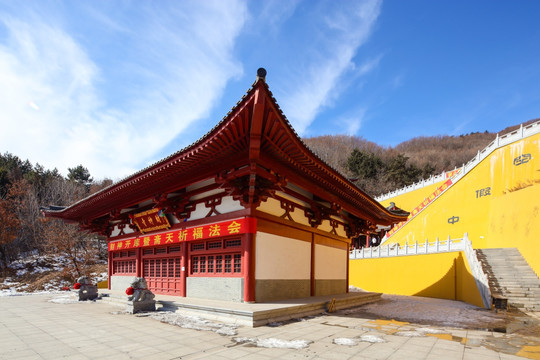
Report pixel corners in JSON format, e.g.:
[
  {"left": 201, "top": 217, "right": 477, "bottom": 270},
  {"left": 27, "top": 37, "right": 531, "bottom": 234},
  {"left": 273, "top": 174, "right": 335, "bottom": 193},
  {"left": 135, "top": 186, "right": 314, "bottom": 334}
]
[
  {"left": 303, "top": 119, "right": 539, "bottom": 196},
  {"left": 0, "top": 153, "right": 111, "bottom": 278}
]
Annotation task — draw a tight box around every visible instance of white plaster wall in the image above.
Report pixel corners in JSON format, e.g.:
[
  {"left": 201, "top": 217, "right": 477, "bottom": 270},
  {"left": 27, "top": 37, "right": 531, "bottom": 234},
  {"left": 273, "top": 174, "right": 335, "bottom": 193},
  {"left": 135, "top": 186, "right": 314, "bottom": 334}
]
[
  {"left": 188, "top": 202, "right": 208, "bottom": 220},
  {"left": 314, "top": 244, "right": 346, "bottom": 280},
  {"left": 255, "top": 232, "right": 311, "bottom": 280},
  {"left": 109, "top": 225, "right": 135, "bottom": 237},
  {"left": 216, "top": 196, "right": 244, "bottom": 213}
]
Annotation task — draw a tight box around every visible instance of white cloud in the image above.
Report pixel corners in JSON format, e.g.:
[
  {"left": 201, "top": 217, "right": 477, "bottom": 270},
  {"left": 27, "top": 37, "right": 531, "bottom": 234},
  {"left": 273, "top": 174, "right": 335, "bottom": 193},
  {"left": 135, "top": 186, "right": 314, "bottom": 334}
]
[
  {"left": 278, "top": 0, "right": 382, "bottom": 135},
  {"left": 0, "top": 1, "right": 247, "bottom": 180}
]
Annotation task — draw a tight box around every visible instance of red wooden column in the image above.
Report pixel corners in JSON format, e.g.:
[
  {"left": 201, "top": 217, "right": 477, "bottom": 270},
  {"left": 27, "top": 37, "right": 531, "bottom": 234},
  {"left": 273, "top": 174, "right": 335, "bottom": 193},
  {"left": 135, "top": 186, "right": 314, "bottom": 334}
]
[
  {"left": 181, "top": 240, "right": 188, "bottom": 297},
  {"left": 346, "top": 242, "right": 350, "bottom": 293},
  {"left": 243, "top": 233, "right": 255, "bottom": 302},
  {"left": 136, "top": 247, "right": 142, "bottom": 277},
  {"left": 310, "top": 234, "right": 315, "bottom": 296},
  {"left": 107, "top": 245, "right": 112, "bottom": 290}
]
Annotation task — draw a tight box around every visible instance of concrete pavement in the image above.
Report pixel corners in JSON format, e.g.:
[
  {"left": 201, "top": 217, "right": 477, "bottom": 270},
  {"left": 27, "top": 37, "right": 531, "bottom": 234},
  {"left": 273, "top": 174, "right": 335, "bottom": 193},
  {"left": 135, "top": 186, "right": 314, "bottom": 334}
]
[{"left": 0, "top": 293, "right": 537, "bottom": 359}]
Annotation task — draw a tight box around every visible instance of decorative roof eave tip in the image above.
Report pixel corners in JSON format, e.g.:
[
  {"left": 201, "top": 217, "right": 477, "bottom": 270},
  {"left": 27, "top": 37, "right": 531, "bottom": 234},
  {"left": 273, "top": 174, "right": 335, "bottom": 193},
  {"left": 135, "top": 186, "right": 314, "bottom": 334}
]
[{"left": 256, "top": 67, "right": 267, "bottom": 83}]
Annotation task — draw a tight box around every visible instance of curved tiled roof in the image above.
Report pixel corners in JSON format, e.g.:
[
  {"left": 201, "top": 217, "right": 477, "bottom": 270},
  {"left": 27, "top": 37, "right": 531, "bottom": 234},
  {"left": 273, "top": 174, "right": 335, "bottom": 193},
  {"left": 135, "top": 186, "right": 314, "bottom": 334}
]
[{"left": 44, "top": 72, "right": 407, "bottom": 226}]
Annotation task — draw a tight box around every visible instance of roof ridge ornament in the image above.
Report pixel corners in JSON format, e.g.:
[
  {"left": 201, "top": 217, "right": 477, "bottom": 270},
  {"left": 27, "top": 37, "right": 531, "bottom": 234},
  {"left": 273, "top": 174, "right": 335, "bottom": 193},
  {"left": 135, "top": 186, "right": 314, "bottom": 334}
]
[{"left": 256, "top": 67, "right": 267, "bottom": 83}]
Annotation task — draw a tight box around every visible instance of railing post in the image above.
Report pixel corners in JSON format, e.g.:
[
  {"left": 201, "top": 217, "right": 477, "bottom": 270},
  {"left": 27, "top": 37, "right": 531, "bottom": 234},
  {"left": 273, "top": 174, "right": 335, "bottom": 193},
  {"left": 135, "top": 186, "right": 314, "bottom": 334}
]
[
  {"left": 447, "top": 235, "right": 451, "bottom": 251},
  {"left": 414, "top": 240, "right": 418, "bottom": 254},
  {"left": 405, "top": 241, "right": 408, "bottom": 255},
  {"left": 425, "top": 239, "right": 429, "bottom": 253},
  {"left": 436, "top": 237, "right": 439, "bottom": 252}
]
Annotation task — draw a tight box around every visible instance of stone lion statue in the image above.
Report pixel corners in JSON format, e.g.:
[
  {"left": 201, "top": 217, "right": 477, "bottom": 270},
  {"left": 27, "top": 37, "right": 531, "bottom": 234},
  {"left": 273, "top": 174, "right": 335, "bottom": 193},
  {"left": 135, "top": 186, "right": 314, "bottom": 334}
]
[
  {"left": 128, "top": 277, "right": 155, "bottom": 302},
  {"left": 77, "top": 276, "right": 92, "bottom": 285}
]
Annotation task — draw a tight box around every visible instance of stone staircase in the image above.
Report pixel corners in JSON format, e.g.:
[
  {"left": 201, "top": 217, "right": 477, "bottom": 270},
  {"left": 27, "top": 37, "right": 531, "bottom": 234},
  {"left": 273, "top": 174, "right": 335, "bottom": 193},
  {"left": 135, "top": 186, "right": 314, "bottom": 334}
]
[{"left": 476, "top": 248, "right": 540, "bottom": 312}]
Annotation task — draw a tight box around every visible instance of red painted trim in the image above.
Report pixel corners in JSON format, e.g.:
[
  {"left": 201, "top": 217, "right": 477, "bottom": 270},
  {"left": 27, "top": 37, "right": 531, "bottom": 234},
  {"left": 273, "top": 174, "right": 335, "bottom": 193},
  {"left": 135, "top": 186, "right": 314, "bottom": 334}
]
[
  {"left": 136, "top": 248, "right": 142, "bottom": 277},
  {"left": 108, "top": 217, "right": 257, "bottom": 251},
  {"left": 346, "top": 242, "right": 349, "bottom": 293},
  {"left": 181, "top": 239, "right": 187, "bottom": 297},
  {"left": 244, "top": 233, "right": 255, "bottom": 302},
  {"left": 310, "top": 234, "right": 315, "bottom": 296},
  {"left": 107, "top": 251, "right": 112, "bottom": 290}
]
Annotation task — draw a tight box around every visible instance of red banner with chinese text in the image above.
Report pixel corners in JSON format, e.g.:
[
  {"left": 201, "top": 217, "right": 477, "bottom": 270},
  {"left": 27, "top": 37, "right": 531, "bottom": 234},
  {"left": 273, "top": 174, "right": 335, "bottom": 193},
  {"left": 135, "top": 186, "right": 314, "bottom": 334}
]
[
  {"left": 385, "top": 178, "right": 453, "bottom": 238},
  {"left": 108, "top": 217, "right": 256, "bottom": 251}
]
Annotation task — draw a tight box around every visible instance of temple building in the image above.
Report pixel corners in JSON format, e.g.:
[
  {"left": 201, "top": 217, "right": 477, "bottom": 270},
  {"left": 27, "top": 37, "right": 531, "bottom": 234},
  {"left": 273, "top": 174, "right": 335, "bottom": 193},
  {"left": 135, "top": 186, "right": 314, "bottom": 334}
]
[{"left": 43, "top": 69, "right": 407, "bottom": 303}]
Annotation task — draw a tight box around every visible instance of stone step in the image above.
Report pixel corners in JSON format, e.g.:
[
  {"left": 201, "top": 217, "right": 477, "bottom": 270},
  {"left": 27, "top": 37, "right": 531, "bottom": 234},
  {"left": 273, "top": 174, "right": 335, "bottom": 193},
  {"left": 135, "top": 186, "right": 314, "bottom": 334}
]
[
  {"left": 500, "top": 290, "right": 540, "bottom": 295},
  {"left": 501, "top": 287, "right": 540, "bottom": 292},
  {"left": 476, "top": 247, "right": 540, "bottom": 311},
  {"left": 506, "top": 298, "right": 540, "bottom": 306},
  {"left": 486, "top": 272, "right": 540, "bottom": 284},
  {"left": 488, "top": 280, "right": 540, "bottom": 288}
]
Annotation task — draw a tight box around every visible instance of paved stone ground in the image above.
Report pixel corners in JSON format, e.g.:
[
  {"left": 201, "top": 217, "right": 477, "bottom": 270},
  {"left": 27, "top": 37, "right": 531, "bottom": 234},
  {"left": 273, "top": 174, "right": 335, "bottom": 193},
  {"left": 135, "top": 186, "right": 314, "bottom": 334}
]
[{"left": 0, "top": 294, "right": 538, "bottom": 359}]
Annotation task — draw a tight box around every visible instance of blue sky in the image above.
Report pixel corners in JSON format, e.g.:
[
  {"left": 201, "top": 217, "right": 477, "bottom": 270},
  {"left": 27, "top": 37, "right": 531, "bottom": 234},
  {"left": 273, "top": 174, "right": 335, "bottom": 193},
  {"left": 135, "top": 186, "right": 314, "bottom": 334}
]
[{"left": 1, "top": 1, "right": 539, "bottom": 180}]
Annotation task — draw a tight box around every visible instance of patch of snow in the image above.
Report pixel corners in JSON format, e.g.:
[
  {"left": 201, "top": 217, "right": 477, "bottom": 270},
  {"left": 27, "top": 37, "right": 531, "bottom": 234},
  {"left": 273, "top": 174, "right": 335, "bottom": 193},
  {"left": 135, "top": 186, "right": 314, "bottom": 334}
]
[
  {"left": 49, "top": 295, "right": 79, "bottom": 304},
  {"left": 0, "top": 288, "right": 21, "bottom": 297},
  {"left": 234, "top": 337, "right": 312, "bottom": 349},
  {"left": 16, "top": 268, "right": 28, "bottom": 276},
  {"left": 417, "top": 327, "right": 446, "bottom": 334},
  {"left": 342, "top": 294, "right": 504, "bottom": 328},
  {"left": 395, "top": 327, "right": 447, "bottom": 337},
  {"left": 151, "top": 312, "right": 238, "bottom": 336},
  {"left": 360, "top": 334, "right": 386, "bottom": 343},
  {"left": 333, "top": 338, "right": 359, "bottom": 346},
  {"left": 348, "top": 285, "right": 366, "bottom": 292},
  {"left": 395, "top": 331, "right": 424, "bottom": 337}
]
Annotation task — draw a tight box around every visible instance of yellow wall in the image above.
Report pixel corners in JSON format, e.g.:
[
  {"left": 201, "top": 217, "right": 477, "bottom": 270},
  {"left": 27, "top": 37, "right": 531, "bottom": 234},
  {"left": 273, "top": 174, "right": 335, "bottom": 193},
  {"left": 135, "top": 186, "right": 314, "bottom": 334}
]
[
  {"left": 379, "top": 179, "right": 448, "bottom": 213},
  {"left": 381, "top": 133, "right": 540, "bottom": 276},
  {"left": 349, "top": 252, "right": 484, "bottom": 307},
  {"left": 315, "top": 243, "right": 346, "bottom": 279},
  {"left": 255, "top": 232, "right": 311, "bottom": 279}
]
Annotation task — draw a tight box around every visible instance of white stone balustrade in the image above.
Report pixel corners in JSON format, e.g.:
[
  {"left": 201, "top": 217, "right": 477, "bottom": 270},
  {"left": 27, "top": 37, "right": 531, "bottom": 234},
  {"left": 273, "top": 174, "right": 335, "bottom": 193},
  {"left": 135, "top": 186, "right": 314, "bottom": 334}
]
[
  {"left": 376, "top": 121, "right": 540, "bottom": 202},
  {"left": 349, "top": 236, "right": 464, "bottom": 259}
]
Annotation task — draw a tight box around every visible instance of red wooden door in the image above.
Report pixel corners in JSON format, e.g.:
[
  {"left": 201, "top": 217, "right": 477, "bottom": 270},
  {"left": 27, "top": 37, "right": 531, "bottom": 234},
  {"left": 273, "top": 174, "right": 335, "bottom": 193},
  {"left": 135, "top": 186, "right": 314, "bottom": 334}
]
[{"left": 142, "top": 246, "right": 182, "bottom": 295}]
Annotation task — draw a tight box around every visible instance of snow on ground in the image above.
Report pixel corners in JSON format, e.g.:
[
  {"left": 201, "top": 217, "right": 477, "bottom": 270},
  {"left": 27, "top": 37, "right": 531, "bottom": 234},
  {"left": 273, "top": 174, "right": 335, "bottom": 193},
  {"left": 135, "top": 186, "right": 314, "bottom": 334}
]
[
  {"left": 1, "top": 253, "right": 107, "bottom": 296},
  {"left": 341, "top": 293, "right": 505, "bottom": 329},
  {"left": 233, "top": 337, "right": 312, "bottom": 349},
  {"left": 333, "top": 334, "right": 386, "bottom": 346},
  {"left": 48, "top": 294, "right": 81, "bottom": 304},
  {"left": 151, "top": 312, "right": 239, "bottom": 336},
  {"left": 333, "top": 337, "right": 359, "bottom": 346}
]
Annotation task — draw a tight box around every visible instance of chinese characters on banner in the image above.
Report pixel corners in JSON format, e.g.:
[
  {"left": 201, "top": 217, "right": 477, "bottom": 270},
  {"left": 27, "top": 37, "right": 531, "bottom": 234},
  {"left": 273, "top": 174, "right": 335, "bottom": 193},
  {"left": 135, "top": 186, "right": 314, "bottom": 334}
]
[
  {"left": 385, "top": 178, "right": 453, "bottom": 238},
  {"left": 131, "top": 208, "right": 171, "bottom": 234},
  {"left": 108, "top": 218, "right": 256, "bottom": 251},
  {"left": 445, "top": 167, "right": 462, "bottom": 179}
]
